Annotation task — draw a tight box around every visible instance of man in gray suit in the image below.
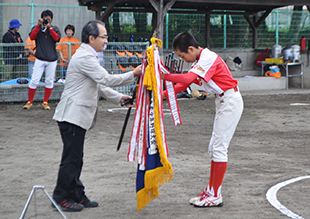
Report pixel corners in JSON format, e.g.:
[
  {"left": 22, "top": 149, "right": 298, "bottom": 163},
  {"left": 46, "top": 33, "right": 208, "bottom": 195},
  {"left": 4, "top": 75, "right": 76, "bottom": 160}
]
[{"left": 52, "top": 20, "right": 142, "bottom": 211}]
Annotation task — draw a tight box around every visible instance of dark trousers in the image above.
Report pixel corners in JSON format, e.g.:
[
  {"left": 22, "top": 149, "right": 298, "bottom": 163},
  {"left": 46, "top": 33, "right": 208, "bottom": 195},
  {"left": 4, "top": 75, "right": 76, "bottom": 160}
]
[{"left": 53, "top": 121, "right": 86, "bottom": 203}]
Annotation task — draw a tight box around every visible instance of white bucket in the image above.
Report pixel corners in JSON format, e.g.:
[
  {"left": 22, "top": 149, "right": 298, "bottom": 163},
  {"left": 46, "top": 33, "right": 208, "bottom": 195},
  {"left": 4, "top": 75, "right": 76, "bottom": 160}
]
[
  {"left": 291, "top": 45, "right": 300, "bottom": 62},
  {"left": 283, "top": 47, "right": 293, "bottom": 61},
  {"left": 272, "top": 44, "right": 282, "bottom": 58}
]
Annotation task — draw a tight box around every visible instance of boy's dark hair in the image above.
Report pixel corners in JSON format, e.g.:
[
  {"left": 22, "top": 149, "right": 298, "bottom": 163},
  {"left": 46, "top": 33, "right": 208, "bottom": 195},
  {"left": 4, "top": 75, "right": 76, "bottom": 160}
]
[
  {"left": 172, "top": 32, "right": 199, "bottom": 53},
  {"left": 64, "top": 24, "right": 75, "bottom": 35},
  {"left": 81, "top": 20, "right": 105, "bottom": 43},
  {"left": 41, "top": 10, "right": 53, "bottom": 19}
]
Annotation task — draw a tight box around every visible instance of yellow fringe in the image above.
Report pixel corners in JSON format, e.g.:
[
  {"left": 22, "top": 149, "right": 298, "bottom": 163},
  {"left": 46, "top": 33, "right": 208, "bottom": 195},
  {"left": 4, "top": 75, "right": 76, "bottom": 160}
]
[
  {"left": 137, "top": 37, "right": 173, "bottom": 211},
  {"left": 136, "top": 185, "right": 158, "bottom": 212}
]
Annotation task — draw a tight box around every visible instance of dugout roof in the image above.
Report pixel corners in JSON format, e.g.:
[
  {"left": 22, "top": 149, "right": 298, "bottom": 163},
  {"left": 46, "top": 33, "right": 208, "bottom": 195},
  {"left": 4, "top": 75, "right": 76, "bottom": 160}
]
[
  {"left": 77, "top": 0, "right": 310, "bottom": 49},
  {"left": 78, "top": 0, "right": 308, "bottom": 13}
]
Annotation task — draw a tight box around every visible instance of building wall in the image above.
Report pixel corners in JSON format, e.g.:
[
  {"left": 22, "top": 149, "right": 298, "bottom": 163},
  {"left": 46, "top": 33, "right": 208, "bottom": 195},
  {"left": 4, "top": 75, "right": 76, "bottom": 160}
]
[{"left": 1, "top": 0, "right": 95, "bottom": 42}]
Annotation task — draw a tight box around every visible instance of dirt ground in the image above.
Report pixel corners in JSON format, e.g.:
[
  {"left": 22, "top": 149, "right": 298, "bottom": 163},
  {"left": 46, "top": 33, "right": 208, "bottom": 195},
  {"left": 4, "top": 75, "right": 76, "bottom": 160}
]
[{"left": 1, "top": 89, "right": 310, "bottom": 219}]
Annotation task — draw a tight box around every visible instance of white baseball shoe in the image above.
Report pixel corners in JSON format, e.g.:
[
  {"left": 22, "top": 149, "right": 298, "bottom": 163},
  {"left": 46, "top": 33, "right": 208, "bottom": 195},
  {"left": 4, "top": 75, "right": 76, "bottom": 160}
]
[
  {"left": 189, "top": 188, "right": 210, "bottom": 205},
  {"left": 193, "top": 194, "right": 223, "bottom": 207}
]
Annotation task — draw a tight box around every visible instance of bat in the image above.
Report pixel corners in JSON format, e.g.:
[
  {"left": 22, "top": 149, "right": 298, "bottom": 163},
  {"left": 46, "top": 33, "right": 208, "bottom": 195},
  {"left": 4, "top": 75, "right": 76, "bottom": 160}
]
[
  {"left": 117, "top": 78, "right": 139, "bottom": 151},
  {"left": 110, "top": 59, "right": 113, "bottom": 74}
]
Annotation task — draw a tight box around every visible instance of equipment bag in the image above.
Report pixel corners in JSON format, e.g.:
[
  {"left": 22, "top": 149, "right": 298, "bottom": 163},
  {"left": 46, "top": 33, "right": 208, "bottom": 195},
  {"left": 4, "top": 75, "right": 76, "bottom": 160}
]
[{"left": 255, "top": 48, "right": 270, "bottom": 67}]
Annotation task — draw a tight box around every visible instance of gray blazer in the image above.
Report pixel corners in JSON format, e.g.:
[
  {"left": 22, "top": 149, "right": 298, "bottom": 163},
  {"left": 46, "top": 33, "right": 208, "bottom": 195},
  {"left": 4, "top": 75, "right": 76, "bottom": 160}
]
[{"left": 53, "top": 43, "right": 135, "bottom": 130}]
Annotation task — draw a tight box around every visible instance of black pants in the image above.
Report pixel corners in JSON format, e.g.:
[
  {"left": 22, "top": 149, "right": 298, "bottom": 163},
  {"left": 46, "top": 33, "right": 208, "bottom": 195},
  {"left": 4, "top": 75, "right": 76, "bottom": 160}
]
[{"left": 53, "top": 121, "right": 87, "bottom": 203}]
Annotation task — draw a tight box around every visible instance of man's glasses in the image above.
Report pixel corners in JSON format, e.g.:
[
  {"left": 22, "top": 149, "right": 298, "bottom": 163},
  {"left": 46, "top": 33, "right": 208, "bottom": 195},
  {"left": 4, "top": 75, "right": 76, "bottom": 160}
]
[{"left": 97, "top": 35, "right": 108, "bottom": 40}]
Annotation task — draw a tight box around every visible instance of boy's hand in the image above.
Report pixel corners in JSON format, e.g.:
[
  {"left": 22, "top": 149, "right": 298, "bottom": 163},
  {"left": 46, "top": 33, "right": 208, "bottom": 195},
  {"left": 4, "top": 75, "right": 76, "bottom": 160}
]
[{"left": 161, "top": 73, "right": 165, "bottom": 79}]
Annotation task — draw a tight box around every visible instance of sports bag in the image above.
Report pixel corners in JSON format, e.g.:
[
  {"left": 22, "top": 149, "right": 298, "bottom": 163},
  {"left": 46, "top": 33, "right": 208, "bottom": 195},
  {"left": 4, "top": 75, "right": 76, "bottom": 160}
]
[
  {"left": 255, "top": 48, "right": 270, "bottom": 67},
  {"left": 264, "top": 65, "right": 281, "bottom": 78}
]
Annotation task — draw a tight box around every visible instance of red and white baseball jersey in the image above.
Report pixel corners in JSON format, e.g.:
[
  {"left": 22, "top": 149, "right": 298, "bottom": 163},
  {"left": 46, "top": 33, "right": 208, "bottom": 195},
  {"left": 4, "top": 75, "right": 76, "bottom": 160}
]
[{"left": 190, "top": 48, "right": 238, "bottom": 94}]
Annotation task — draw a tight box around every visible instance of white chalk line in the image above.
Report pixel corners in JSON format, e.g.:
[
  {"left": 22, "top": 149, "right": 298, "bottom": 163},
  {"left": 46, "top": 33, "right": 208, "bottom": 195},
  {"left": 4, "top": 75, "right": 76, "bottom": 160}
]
[
  {"left": 266, "top": 175, "right": 310, "bottom": 219},
  {"left": 290, "top": 103, "right": 310, "bottom": 106}
]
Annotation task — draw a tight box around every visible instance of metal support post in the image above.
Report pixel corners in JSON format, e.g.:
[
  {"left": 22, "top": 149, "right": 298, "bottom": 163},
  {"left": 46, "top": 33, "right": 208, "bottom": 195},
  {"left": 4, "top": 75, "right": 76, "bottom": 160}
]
[{"left": 19, "top": 185, "right": 67, "bottom": 219}]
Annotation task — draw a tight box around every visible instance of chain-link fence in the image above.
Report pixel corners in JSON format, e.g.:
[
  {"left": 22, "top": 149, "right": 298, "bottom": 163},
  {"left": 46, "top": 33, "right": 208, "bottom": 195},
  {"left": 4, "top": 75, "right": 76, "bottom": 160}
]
[
  {"left": 170, "top": 9, "right": 310, "bottom": 49},
  {"left": 105, "top": 9, "right": 310, "bottom": 49},
  {"left": 0, "top": 41, "right": 148, "bottom": 103},
  {"left": 0, "top": 3, "right": 94, "bottom": 104},
  {"left": 0, "top": 3, "right": 95, "bottom": 43},
  {"left": 0, "top": 3, "right": 149, "bottom": 104}
]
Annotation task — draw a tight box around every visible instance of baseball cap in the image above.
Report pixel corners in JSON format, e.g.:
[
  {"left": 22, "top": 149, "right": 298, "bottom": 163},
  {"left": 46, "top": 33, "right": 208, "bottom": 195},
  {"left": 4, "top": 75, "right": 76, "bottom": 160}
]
[{"left": 9, "top": 19, "right": 22, "bottom": 29}]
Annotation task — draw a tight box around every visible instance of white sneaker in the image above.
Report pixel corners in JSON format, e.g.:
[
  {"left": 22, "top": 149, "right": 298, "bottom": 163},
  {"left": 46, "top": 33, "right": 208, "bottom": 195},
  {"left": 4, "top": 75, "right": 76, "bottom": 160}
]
[
  {"left": 189, "top": 188, "right": 210, "bottom": 205},
  {"left": 193, "top": 194, "right": 223, "bottom": 207}
]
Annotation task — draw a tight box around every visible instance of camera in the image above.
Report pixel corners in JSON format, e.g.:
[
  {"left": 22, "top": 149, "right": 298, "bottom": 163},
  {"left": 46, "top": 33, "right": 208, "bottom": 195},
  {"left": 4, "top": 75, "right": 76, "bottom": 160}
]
[{"left": 43, "top": 18, "right": 49, "bottom": 25}]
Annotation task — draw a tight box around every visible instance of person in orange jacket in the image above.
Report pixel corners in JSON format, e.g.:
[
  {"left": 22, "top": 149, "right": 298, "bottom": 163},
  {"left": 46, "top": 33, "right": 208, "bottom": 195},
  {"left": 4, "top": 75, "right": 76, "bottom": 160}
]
[
  {"left": 56, "top": 24, "right": 80, "bottom": 80},
  {"left": 24, "top": 37, "right": 36, "bottom": 78}
]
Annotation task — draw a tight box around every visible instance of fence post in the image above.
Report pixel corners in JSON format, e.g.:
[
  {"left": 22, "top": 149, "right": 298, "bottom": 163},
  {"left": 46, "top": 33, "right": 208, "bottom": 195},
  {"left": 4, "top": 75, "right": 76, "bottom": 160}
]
[
  {"left": 165, "top": 13, "right": 169, "bottom": 49},
  {"left": 223, "top": 13, "right": 227, "bottom": 49},
  {"left": 275, "top": 10, "right": 279, "bottom": 45},
  {"left": 28, "top": 3, "right": 37, "bottom": 28}
]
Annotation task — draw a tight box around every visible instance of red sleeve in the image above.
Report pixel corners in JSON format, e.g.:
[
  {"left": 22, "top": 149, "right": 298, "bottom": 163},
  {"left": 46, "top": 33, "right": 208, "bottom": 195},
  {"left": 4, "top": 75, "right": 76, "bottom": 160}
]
[
  {"left": 49, "top": 28, "right": 60, "bottom": 42},
  {"left": 164, "top": 71, "right": 199, "bottom": 86},
  {"left": 30, "top": 25, "right": 40, "bottom": 40},
  {"left": 163, "top": 83, "right": 189, "bottom": 97},
  {"left": 163, "top": 71, "right": 200, "bottom": 97}
]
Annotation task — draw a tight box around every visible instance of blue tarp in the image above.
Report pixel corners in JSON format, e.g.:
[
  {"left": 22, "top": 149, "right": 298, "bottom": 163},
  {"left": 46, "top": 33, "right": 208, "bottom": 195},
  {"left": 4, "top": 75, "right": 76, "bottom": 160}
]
[{"left": 0, "top": 78, "right": 44, "bottom": 85}]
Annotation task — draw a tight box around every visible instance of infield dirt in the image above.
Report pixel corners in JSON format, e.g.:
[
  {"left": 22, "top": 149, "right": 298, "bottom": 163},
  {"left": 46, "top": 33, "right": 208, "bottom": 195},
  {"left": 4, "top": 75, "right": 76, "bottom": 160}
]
[{"left": 1, "top": 89, "right": 310, "bottom": 219}]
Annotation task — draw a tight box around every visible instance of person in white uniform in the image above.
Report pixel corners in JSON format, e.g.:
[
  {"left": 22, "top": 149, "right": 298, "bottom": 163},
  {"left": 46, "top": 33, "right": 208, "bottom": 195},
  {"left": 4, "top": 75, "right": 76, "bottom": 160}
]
[
  {"left": 163, "top": 32, "right": 243, "bottom": 207},
  {"left": 23, "top": 10, "right": 61, "bottom": 110}
]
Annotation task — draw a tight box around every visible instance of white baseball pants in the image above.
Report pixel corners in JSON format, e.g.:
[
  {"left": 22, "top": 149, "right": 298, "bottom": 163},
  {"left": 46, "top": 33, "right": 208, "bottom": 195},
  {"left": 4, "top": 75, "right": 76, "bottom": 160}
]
[
  {"left": 208, "top": 88, "right": 244, "bottom": 162},
  {"left": 29, "top": 59, "right": 57, "bottom": 89}
]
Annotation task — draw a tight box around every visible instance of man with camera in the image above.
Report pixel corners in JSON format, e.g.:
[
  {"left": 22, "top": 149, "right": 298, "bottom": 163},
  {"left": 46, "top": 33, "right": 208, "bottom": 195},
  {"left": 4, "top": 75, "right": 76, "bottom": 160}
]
[{"left": 23, "top": 9, "right": 61, "bottom": 110}]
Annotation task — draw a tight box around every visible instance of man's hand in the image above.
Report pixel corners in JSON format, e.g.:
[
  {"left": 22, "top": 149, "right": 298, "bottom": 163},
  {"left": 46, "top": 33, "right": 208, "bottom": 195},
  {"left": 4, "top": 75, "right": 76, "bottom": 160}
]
[
  {"left": 120, "top": 95, "right": 133, "bottom": 107},
  {"left": 38, "top": 18, "right": 43, "bottom": 26},
  {"left": 46, "top": 22, "right": 51, "bottom": 29},
  {"left": 38, "top": 18, "right": 51, "bottom": 28},
  {"left": 133, "top": 65, "right": 142, "bottom": 77}
]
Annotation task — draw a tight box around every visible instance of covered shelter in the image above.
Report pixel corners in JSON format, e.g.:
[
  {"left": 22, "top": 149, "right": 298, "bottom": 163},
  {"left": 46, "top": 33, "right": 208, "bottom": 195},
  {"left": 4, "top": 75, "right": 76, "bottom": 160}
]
[{"left": 78, "top": 0, "right": 310, "bottom": 49}]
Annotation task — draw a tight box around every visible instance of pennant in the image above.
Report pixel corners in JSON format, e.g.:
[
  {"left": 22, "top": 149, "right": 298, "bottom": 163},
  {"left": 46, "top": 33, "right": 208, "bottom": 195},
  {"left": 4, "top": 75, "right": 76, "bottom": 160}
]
[
  {"left": 128, "top": 37, "right": 181, "bottom": 211},
  {"left": 160, "top": 60, "right": 182, "bottom": 126}
]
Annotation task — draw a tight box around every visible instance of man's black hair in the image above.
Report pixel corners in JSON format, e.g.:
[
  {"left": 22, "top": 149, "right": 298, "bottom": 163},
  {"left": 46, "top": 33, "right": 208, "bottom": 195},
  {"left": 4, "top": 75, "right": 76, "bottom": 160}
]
[
  {"left": 64, "top": 24, "right": 75, "bottom": 36},
  {"left": 81, "top": 20, "right": 105, "bottom": 43},
  {"left": 172, "top": 32, "right": 199, "bottom": 53},
  {"left": 41, "top": 10, "right": 53, "bottom": 19}
]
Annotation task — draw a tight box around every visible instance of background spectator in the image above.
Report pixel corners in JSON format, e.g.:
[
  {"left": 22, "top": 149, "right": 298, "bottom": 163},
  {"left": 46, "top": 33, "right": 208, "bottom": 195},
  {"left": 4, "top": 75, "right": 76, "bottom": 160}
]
[
  {"left": 24, "top": 36, "right": 36, "bottom": 78},
  {"left": 56, "top": 24, "right": 80, "bottom": 80},
  {"left": 2, "top": 19, "right": 25, "bottom": 80}
]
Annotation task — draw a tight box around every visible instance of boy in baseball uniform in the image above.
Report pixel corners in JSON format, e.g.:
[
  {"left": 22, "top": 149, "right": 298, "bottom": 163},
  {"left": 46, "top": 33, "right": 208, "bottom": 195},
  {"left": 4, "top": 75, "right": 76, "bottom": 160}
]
[
  {"left": 23, "top": 10, "right": 61, "bottom": 110},
  {"left": 162, "top": 32, "right": 243, "bottom": 207}
]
